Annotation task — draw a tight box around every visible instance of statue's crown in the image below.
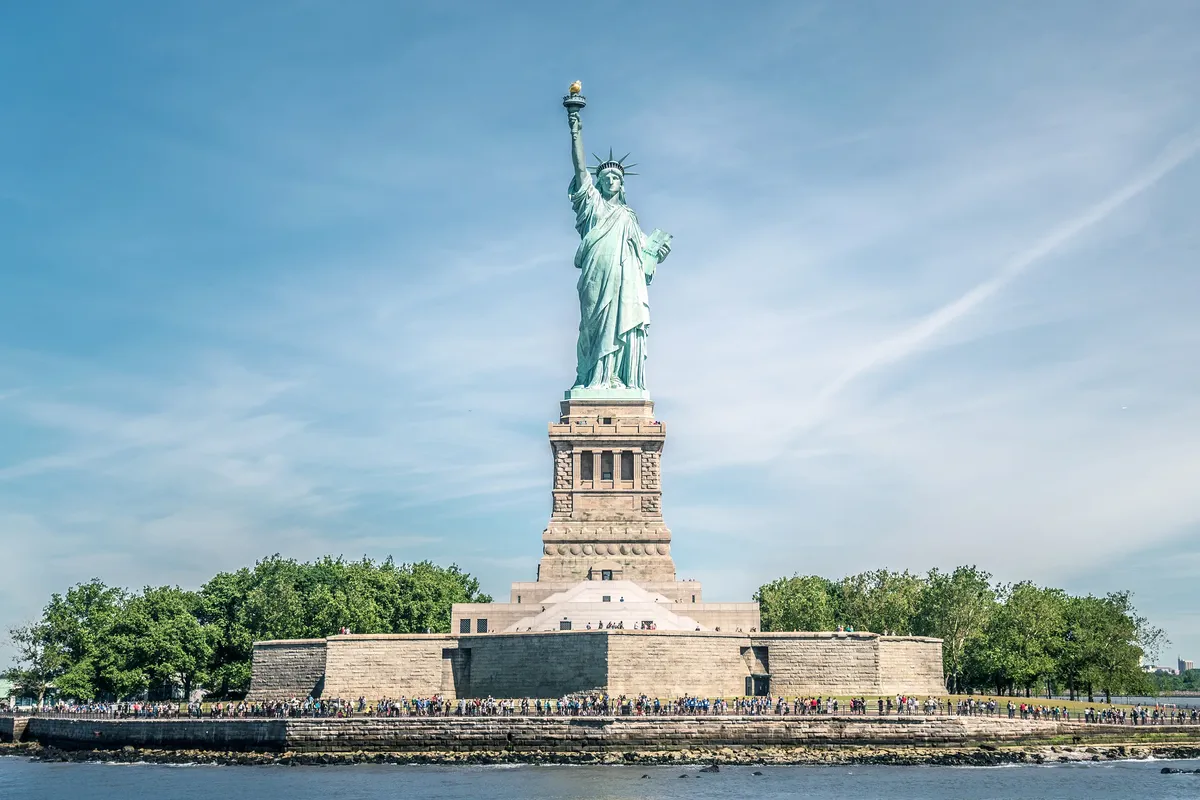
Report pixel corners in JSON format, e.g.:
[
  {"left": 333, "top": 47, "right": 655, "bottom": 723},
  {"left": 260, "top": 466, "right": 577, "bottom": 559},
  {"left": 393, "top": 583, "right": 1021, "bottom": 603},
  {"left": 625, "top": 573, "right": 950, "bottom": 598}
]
[{"left": 590, "top": 148, "right": 638, "bottom": 177}]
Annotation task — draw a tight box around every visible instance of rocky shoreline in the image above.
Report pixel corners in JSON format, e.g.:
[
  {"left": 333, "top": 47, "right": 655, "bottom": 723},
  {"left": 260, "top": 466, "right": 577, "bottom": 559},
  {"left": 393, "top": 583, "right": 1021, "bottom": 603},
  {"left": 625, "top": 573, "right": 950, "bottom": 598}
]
[{"left": 4, "top": 740, "right": 1200, "bottom": 767}]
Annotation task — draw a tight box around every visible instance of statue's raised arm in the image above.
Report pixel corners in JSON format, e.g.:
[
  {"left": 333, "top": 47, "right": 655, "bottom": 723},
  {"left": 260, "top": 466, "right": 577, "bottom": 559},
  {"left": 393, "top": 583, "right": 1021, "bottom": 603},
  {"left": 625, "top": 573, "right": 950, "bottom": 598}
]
[{"left": 565, "top": 82, "right": 589, "bottom": 190}]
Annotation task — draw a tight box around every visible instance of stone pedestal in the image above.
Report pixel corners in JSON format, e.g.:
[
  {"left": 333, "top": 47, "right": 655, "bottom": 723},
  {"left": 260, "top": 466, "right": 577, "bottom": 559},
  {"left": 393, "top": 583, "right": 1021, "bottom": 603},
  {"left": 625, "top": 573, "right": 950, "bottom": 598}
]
[{"left": 538, "top": 397, "right": 676, "bottom": 584}]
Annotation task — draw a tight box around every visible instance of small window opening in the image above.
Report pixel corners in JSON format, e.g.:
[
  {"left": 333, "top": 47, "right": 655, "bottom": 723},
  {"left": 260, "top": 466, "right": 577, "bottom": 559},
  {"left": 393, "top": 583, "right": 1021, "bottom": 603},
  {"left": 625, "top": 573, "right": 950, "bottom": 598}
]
[
  {"left": 560, "top": 619, "right": 572, "bottom": 631},
  {"left": 476, "top": 618, "right": 488, "bottom": 633},
  {"left": 601, "top": 570, "right": 613, "bottom": 581},
  {"left": 601, "top": 451, "right": 614, "bottom": 480},
  {"left": 580, "top": 451, "right": 593, "bottom": 481},
  {"left": 621, "top": 450, "right": 634, "bottom": 480},
  {"left": 692, "top": 594, "right": 696, "bottom": 603},
  {"left": 517, "top": 595, "right": 521, "bottom": 604},
  {"left": 602, "top": 417, "right": 612, "bottom": 424},
  {"left": 459, "top": 619, "right": 471, "bottom": 633},
  {"left": 602, "top": 595, "right": 611, "bottom": 602}
]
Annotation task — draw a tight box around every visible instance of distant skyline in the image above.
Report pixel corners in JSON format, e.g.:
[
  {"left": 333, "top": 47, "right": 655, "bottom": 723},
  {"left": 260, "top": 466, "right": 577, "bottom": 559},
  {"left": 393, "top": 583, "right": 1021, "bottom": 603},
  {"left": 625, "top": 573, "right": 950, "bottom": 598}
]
[{"left": 1, "top": 1, "right": 1198, "bottom": 664}]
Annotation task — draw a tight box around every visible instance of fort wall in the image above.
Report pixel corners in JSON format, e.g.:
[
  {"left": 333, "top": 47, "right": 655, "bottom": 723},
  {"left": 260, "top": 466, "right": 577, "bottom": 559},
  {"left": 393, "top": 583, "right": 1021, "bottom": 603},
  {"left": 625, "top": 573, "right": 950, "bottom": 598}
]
[
  {"left": 606, "top": 631, "right": 748, "bottom": 697},
  {"left": 250, "top": 630, "right": 944, "bottom": 700},
  {"left": 246, "top": 639, "right": 326, "bottom": 700},
  {"left": 320, "top": 635, "right": 458, "bottom": 700},
  {"left": 750, "top": 633, "right": 882, "bottom": 695},
  {"left": 879, "top": 637, "right": 946, "bottom": 696},
  {"left": 461, "top": 631, "right": 609, "bottom": 698}
]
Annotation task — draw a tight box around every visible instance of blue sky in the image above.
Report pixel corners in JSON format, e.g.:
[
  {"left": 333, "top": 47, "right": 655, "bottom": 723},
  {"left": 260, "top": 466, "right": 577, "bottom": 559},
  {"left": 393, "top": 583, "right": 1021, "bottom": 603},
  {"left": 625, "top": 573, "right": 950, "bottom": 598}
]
[{"left": 2, "top": 1, "right": 1199, "bottom": 667}]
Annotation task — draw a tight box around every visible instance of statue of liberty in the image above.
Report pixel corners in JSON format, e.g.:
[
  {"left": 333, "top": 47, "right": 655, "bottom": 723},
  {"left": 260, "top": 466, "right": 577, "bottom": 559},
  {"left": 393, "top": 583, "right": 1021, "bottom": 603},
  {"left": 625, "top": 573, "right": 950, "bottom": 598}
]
[{"left": 563, "top": 83, "right": 671, "bottom": 396}]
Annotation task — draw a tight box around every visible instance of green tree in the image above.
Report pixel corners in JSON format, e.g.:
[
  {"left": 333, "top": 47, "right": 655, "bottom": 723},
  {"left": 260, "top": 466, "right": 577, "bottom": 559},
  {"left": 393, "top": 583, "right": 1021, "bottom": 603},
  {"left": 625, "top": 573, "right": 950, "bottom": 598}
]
[
  {"left": 1070, "top": 592, "right": 1160, "bottom": 702},
  {"left": 915, "top": 566, "right": 995, "bottom": 694},
  {"left": 836, "top": 569, "right": 925, "bottom": 635},
  {"left": 1151, "top": 669, "right": 1200, "bottom": 693},
  {"left": 387, "top": 560, "right": 490, "bottom": 634},
  {"left": 966, "top": 582, "right": 1067, "bottom": 696},
  {"left": 754, "top": 575, "right": 837, "bottom": 631},
  {"left": 2, "top": 622, "right": 63, "bottom": 704},
  {"left": 42, "top": 579, "right": 127, "bottom": 699},
  {"left": 99, "top": 586, "right": 212, "bottom": 699},
  {"left": 197, "top": 568, "right": 255, "bottom": 697},
  {"left": 2, "top": 579, "right": 126, "bottom": 701},
  {"left": 8, "top": 556, "right": 493, "bottom": 700},
  {"left": 197, "top": 555, "right": 491, "bottom": 695}
]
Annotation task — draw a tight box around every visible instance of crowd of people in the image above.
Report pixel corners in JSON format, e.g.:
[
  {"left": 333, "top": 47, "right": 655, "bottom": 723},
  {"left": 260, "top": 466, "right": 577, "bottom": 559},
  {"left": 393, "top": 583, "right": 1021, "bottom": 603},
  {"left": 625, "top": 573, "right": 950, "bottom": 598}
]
[
  {"left": 0, "top": 701, "right": 188, "bottom": 718},
  {"left": 1082, "top": 705, "right": 1199, "bottom": 725},
  {"left": 4, "top": 695, "right": 1197, "bottom": 725}
]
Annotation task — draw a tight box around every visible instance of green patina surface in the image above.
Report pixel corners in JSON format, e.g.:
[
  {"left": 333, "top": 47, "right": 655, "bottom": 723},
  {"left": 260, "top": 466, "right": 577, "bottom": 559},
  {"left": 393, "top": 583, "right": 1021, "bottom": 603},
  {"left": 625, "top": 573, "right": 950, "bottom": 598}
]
[{"left": 563, "top": 87, "right": 671, "bottom": 398}]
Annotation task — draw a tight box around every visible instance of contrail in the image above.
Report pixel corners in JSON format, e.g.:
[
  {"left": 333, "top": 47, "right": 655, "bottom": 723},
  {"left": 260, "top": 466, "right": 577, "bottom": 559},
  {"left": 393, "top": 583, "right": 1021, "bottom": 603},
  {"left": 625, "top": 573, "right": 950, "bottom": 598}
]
[{"left": 809, "top": 131, "right": 1200, "bottom": 413}]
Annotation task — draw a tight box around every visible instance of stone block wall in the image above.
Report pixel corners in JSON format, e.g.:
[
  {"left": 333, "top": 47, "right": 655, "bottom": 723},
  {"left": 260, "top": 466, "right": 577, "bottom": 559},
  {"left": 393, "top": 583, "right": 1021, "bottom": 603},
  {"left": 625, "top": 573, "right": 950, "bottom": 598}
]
[
  {"left": 321, "top": 635, "right": 457, "bottom": 700},
  {"left": 20, "top": 714, "right": 1160, "bottom": 754},
  {"left": 538, "top": 524, "right": 677, "bottom": 584},
  {"left": 25, "top": 717, "right": 287, "bottom": 751},
  {"left": 606, "top": 632, "right": 749, "bottom": 697},
  {"left": 450, "top": 603, "right": 529, "bottom": 635},
  {"left": 248, "top": 629, "right": 944, "bottom": 701},
  {"left": 750, "top": 633, "right": 882, "bottom": 695},
  {"left": 247, "top": 639, "right": 327, "bottom": 700},
  {"left": 0, "top": 715, "right": 29, "bottom": 742},
  {"left": 878, "top": 637, "right": 946, "bottom": 695},
  {"left": 686, "top": 603, "right": 762, "bottom": 632},
  {"left": 463, "top": 631, "right": 608, "bottom": 698}
]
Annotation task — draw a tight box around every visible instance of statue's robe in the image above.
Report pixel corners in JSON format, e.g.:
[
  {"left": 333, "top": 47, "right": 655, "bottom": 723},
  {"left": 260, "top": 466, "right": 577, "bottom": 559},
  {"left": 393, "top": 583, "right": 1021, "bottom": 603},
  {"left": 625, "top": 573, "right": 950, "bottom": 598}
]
[{"left": 569, "top": 176, "right": 653, "bottom": 390}]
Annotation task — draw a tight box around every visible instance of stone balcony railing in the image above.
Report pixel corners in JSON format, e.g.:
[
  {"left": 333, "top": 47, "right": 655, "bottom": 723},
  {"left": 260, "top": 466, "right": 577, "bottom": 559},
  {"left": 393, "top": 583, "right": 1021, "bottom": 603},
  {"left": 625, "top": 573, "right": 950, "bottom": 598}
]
[{"left": 549, "top": 422, "right": 664, "bottom": 437}]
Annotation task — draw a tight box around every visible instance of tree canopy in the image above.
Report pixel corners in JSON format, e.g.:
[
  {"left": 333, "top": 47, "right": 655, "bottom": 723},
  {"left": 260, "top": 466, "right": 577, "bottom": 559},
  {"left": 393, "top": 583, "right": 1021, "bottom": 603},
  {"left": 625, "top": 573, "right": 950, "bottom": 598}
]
[
  {"left": 756, "top": 566, "right": 1165, "bottom": 700},
  {"left": 4, "top": 555, "right": 490, "bottom": 700}
]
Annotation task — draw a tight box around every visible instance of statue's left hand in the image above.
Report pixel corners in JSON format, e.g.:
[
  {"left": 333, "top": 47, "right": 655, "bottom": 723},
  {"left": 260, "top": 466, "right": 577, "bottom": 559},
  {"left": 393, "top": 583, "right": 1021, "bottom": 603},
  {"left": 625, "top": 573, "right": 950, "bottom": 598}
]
[{"left": 656, "top": 242, "right": 671, "bottom": 262}]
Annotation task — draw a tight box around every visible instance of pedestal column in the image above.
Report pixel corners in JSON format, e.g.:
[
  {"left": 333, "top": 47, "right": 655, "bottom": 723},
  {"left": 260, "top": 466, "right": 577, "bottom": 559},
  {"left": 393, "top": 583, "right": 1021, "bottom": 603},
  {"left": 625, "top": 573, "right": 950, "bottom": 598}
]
[{"left": 538, "top": 398, "right": 674, "bottom": 583}]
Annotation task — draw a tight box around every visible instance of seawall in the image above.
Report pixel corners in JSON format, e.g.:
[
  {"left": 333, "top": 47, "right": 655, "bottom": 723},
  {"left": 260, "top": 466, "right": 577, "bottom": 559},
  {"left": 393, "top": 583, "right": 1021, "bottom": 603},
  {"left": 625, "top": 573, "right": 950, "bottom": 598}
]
[
  {"left": 22, "top": 718, "right": 286, "bottom": 751},
  {"left": 15, "top": 715, "right": 1196, "bottom": 754},
  {"left": 0, "top": 715, "right": 29, "bottom": 742}
]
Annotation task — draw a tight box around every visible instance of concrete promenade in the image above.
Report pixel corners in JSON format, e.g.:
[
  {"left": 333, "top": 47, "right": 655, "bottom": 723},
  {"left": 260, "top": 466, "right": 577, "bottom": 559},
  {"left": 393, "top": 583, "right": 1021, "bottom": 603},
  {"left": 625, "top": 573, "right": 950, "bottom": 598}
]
[{"left": 6, "top": 713, "right": 1200, "bottom": 753}]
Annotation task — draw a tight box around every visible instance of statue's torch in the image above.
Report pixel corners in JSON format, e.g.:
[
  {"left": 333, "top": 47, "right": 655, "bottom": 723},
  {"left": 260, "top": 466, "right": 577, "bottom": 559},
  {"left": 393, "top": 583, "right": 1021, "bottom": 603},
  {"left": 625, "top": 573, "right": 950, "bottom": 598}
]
[{"left": 563, "top": 81, "right": 586, "bottom": 114}]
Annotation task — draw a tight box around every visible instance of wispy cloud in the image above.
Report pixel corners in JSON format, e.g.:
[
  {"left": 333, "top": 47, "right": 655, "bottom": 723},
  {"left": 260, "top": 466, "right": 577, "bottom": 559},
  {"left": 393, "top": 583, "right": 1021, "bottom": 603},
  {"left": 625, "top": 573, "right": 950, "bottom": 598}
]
[{"left": 804, "top": 130, "right": 1200, "bottom": 425}]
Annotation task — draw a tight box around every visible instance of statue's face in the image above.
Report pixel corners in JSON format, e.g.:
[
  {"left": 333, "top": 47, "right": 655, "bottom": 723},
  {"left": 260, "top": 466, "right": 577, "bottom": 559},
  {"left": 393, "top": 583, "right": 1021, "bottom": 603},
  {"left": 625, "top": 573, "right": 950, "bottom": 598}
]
[{"left": 598, "top": 170, "right": 622, "bottom": 199}]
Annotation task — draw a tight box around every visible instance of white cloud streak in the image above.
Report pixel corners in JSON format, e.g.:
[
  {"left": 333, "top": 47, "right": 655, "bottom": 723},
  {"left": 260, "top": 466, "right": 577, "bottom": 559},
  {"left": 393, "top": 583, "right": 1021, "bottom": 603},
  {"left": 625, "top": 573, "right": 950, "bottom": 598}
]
[{"left": 805, "top": 130, "right": 1200, "bottom": 424}]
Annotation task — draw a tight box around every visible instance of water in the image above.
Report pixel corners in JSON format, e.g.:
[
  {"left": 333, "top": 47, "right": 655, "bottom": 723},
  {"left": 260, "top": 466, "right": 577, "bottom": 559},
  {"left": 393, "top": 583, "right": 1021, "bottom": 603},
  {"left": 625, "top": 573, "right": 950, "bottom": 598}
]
[
  {"left": 1102, "top": 695, "right": 1199, "bottom": 707},
  {"left": 3, "top": 757, "right": 1199, "bottom": 800}
]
